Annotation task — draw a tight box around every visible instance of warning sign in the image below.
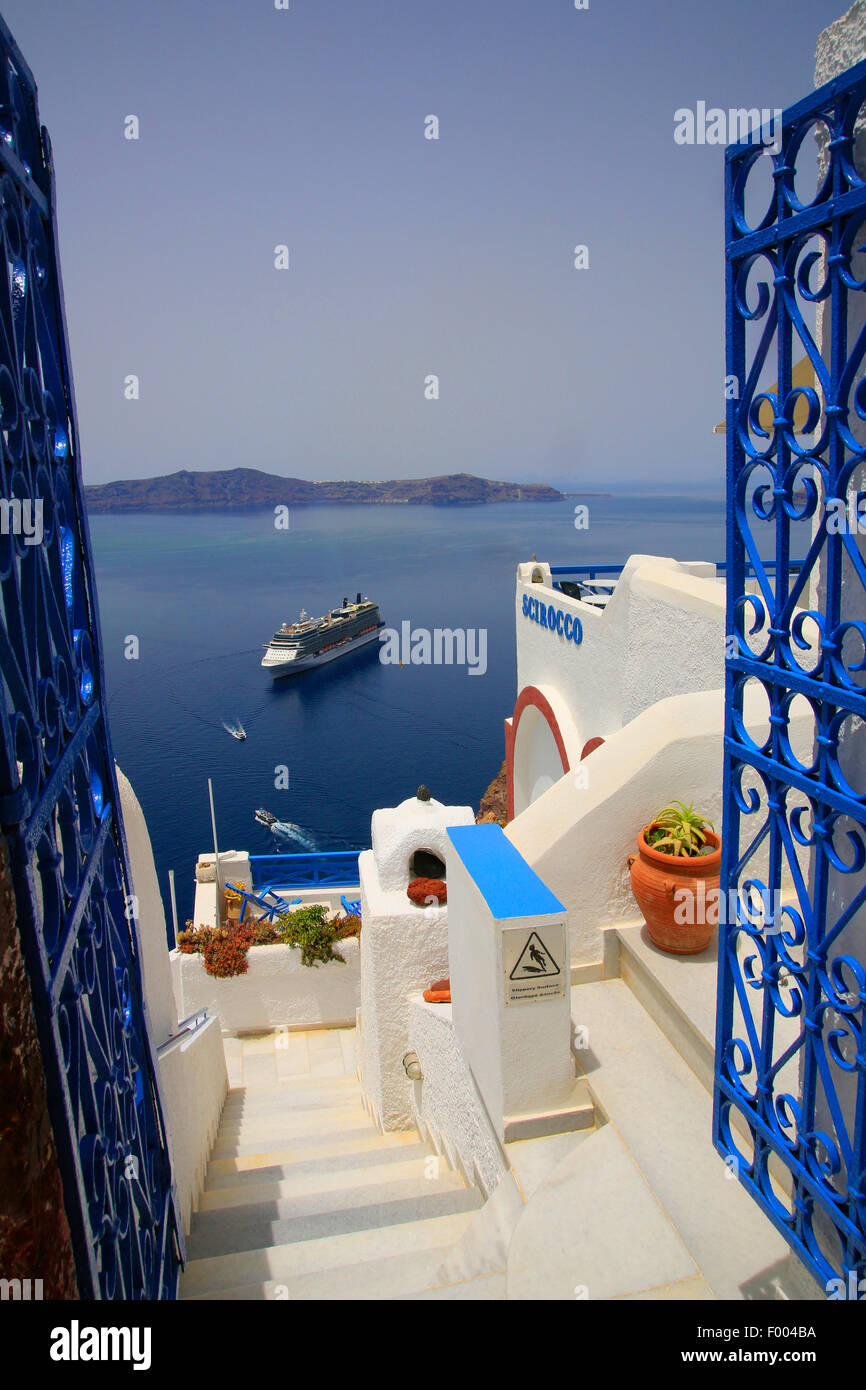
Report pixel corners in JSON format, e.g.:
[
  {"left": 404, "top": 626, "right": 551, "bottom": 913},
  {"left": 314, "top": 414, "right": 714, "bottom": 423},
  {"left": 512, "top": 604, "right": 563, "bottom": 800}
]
[{"left": 503, "top": 925, "right": 567, "bottom": 1004}]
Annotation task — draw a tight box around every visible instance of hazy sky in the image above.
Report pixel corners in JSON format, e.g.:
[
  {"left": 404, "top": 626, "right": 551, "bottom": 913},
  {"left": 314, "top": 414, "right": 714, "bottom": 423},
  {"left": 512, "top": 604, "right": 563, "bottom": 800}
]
[{"left": 1, "top": 0, "right": 851, "bottom": 488}]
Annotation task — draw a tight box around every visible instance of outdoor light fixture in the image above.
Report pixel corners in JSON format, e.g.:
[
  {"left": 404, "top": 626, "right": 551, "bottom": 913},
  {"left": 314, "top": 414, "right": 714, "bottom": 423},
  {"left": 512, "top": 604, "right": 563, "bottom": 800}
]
[{"left": 402, "top": 1051, "right": 423, "bottom": 1081}]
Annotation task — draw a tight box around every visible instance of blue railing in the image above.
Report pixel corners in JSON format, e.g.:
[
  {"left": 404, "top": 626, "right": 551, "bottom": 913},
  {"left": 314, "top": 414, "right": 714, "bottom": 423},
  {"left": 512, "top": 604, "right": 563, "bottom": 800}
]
[
  {"left": 716, "top": 57, "right": 866, "bottom": 1297},
  {"left": 0, "top": 16, "right": 182, "bottom": 1297},
  {"left": 549, "top": 559, "right": 804, "bottom": 600},
  {"left": 249, "top": 850, "right": 363, "bottom": 890}
]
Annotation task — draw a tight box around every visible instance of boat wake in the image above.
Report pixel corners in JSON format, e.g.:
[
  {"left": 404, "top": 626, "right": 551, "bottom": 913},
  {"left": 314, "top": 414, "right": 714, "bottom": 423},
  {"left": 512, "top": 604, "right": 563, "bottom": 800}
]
[
  {"left": 270, "top": 820, "right": 317, "bottom": 852},
  {"left": 222, "top": 719, "right": 247, "bottom": 740}
]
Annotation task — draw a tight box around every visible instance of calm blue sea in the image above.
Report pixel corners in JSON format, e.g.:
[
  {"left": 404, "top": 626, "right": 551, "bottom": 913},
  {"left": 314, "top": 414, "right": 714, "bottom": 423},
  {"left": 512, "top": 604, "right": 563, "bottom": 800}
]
[{"left": 87, "top": 489, "right": 769, "bottom": 933}]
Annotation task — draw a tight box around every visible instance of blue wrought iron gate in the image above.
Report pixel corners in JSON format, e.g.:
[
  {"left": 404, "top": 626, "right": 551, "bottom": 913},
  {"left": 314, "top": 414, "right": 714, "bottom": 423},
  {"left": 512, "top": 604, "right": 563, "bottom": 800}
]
[
  {"left": 716, "top": 58, "right": 866, "bottom": 1295},
  {"left": 0, "top": 19, "right": 182, "bottom": 1297}
]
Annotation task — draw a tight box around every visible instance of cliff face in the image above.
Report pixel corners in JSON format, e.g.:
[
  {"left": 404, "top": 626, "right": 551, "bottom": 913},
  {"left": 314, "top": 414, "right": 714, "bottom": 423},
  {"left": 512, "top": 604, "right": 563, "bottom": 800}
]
[
  {"left": 84, "top": 468, "right": 563, "bottom": 512},
  {"left": 477, "top": 760, "right": 508, "bottom": 826}
]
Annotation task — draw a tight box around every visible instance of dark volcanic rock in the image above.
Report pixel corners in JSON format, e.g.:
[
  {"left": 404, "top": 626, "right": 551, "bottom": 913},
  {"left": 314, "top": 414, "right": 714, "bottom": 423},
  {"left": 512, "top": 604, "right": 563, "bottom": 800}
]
[{"left": 477, "top": 760, "right": 509, "bottom": 826}]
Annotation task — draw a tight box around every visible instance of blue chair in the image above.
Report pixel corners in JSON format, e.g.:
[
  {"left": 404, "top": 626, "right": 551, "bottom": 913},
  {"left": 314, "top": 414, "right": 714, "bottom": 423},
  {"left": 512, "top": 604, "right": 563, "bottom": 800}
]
[
  {"left": 340, "top": 894, "right": 361, "bottom": 918},
  {"left": 235, "top": 887, "right": 301, "bottom": 924}
]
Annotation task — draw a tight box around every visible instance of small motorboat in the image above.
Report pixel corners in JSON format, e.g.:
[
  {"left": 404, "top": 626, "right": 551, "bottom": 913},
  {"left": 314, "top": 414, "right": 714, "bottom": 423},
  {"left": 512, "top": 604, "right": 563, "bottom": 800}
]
[
  {"left": 255, "top": 807, "right": 277, "bottom": 827},
  {"left": 223, "top": 719, "right": 247, "bottom": 741}
]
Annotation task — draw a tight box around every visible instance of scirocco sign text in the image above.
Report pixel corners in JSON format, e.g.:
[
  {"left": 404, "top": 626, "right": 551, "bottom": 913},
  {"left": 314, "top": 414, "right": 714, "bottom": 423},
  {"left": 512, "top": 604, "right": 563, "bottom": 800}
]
[{"left": 522, "top": 592, "right": 583, "bottom": 645}]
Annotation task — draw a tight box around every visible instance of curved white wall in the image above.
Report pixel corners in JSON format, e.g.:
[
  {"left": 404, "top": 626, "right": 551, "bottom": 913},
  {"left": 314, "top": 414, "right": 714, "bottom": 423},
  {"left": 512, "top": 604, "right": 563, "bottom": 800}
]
[
  {"left": 116, "top": 765, "right": 177, "bottom": 1043},
  {"left": 514, "top": 702, "right": 565, "bottom": 812},
  {"left": 116, "top": 765, "right": 227, "bottom": 1235},
  {"left": 506, "top": 687, "right": 812, "bottom": 967}
]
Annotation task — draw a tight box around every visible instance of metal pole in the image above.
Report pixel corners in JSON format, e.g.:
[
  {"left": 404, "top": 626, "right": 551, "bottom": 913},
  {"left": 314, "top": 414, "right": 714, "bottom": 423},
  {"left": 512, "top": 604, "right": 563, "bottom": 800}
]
[
  {"left": 167, "top": 869, "right": 180, "bottom": 948},
  {"left": 208, "top": 777, "right": 222, "bottom": 923}
]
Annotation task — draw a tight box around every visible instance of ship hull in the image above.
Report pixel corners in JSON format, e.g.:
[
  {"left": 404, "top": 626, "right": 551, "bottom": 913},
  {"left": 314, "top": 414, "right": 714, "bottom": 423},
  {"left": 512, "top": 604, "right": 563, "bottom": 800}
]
[{"left": 263, "top": 624, "right": 383, "bottom": 679}]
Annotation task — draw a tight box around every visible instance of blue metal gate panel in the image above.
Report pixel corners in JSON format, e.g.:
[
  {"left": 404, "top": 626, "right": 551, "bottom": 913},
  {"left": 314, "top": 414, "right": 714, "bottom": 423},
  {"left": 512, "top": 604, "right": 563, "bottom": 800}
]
[
  {"left": 717, "top": 58, "right": 866, "bottom": 1294},
  {"left": 0, "top": 19, "right": 183, "bottom": 1297}
]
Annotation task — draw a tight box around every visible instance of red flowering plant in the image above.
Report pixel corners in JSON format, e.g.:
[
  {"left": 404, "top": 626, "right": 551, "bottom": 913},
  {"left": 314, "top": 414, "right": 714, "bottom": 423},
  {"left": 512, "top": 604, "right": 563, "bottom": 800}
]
[
  {"left": 177, "top": 922, "right": 219, "bottom": 954},
  {"left": 177, "top": 919, "right": 256, "bottom": 978},
  {"left": 202, "top": 923, "right": 254, "bottom": 978},
  {"left": 333, "top": 913, "right": 361, "bottom": 940}
]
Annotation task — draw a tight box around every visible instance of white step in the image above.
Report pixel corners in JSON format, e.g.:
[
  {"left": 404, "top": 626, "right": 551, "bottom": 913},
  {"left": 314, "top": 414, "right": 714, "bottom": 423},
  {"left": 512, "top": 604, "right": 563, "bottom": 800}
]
[
  {"left": 181, "top": 1247, "right": 468, "bottom": 1301},
  {"left": 204, "top": 1136, "right": 431, "bottom": 1190},
  {"left": 180, "top": 1210, "right": 478, "bottom": 1298},
  {"left": 506, "top": 1122, "right": 705, "bottom": 1300},
  {"left": 187, "top": 1180, "right": 482, "bottom": 1262},
  {"left": 220, "top": 1081, "right": 362, "bottom": 1114},
  {"left": 212, "top": 1107, "right": 371, "bottom": 1150},
  {"left": 197, "top": 1155, "right": 451, "bottom": 1212},
  {"left": 399, "top": 1273, "right": 508, "bottom": 1300},
  {"left": 205, "top": 1129, "right": 421, "bottom": 1178},
  {"left": 616, "top": 924, "right": 717, "bottom": 1091},
  {"left": 569, "top": 978, "right": 824, "bottom": 1300},
  {"left": 431, "top": 1170, "right": 525, "bottom": 1285},
  {"left": 211, "top": 1122, "right": 398, "bottom": 1160}
]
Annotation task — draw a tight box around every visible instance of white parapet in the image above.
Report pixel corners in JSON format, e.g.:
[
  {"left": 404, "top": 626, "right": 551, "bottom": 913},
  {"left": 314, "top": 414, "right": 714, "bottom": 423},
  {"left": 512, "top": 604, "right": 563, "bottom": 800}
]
[
  {"left": 408, "top": 994, "right": 509, "bottom": 1196},
  {"left": 157, "top": 1016, "right": 227, "bottom": 1235},
  {"left": 171, "top": 937, "right": 360, "bottom": 1033},
  {"left": 446, "top": 822, "right": 587, "bottom": 1142},
  {"left": 115, "top": 767, "right": 228, "bottom": 1235},
  {"left": 358, "top": 791, "right": 475, "bottom": 1130}
]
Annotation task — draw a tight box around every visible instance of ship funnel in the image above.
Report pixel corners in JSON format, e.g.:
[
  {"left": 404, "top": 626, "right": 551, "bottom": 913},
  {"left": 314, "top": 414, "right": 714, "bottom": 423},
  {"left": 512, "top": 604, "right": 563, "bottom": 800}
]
[
  {"left": 342, "top": 596, "right": 348, "bottom": 607},
  {"left": 356, "top": 591, "right": 362, "bottom": 604}
]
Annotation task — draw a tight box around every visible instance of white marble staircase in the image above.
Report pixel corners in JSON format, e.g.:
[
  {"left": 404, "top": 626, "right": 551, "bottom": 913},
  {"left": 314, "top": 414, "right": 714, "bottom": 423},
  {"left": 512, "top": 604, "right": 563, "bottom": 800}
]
[
  {"left": 405, "top": 925, "right": 827, "bottom": 1301},
  {"left": 179, "top": 1028, "right": 489, "bottom": 1301},
  {"left": 499, "top": 926, "right": 827, "bottom": 1300},
  {"left": 180, "top": 931, "right": 827, "bottom": 1301}
]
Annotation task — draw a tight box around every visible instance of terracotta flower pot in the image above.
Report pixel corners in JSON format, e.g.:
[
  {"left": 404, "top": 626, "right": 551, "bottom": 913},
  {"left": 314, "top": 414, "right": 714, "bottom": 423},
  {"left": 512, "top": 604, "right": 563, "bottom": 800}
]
[{"left": 627, "top": 825, "right": 721, "bottom": 955}]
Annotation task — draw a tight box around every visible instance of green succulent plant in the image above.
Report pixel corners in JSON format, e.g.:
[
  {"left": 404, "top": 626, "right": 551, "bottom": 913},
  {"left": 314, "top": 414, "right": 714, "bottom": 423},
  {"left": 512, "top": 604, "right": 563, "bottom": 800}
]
[{"left": 646, "top": 801, "right": 715, "bottom": 858}]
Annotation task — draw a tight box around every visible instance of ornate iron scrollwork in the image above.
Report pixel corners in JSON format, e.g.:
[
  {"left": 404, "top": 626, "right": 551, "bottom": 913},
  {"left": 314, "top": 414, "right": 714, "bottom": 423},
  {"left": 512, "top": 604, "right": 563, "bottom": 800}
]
[
  {"left": 718, "top": 59, "right": 866, "bottom": 1294},
  {"left": 0, "top": 17, "right": 182, "bottom": 1298}
]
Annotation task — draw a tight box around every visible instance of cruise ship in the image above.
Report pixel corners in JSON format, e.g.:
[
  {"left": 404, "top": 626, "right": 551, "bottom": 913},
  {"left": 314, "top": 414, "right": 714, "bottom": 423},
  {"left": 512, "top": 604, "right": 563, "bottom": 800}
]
[{"left": 261, "top": 594, "right": 385, "bottom": 678}]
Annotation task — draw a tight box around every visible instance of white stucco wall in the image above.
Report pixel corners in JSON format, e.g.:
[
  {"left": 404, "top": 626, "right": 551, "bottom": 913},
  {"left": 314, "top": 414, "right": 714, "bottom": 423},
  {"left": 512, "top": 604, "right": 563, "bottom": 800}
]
[
  {"left": 171, "top": 936, "right": 360, "bottom": 1032},
  {"left": 358, "top": 852, "right": 451, "bottom": 1130},
  {"left": 512, "top": 556, "right": 728, "bottom": 817},
  {"left": 446, "top": 827, "right": 575, "bottom": 1134},
  {"left": 115, "top": 766, "right": 227, "bottom": 1235},
  {"left": 191, "top": 851, "right": 253, "bottom": 930},
  {"left": 357, "top": 794, "right": 475, "bottom": 1131},
  {"left": 409, "top": 995, "right": 509, "bottom": 1196},
  {"left": 814, "top": 1, "right": 866, "bottom": 88},
  {"left": 116, "top": 767, "right": 178, "bottom": 1044},
  {"left": 157, "top": 1016, "right": 227, "bottom": 1235},
  {"left": 370, "top": 794, "right": 474, "bottom": 891},
  {"left": 506, "top": 686, "right": 812, "bottom": 967}
]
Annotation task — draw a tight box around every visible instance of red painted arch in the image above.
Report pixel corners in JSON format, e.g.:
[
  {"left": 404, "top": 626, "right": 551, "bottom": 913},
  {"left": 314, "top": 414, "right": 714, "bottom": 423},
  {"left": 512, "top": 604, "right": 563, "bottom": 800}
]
[{"left": 504, "top": 685, "right": 570, "bottom": 821}]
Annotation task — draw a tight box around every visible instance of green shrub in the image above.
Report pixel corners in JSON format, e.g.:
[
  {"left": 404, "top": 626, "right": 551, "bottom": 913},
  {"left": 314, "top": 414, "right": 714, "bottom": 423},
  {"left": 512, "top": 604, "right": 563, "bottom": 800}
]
[{"left": 276, "top": 903, "right": 345, "bottom": 968}]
